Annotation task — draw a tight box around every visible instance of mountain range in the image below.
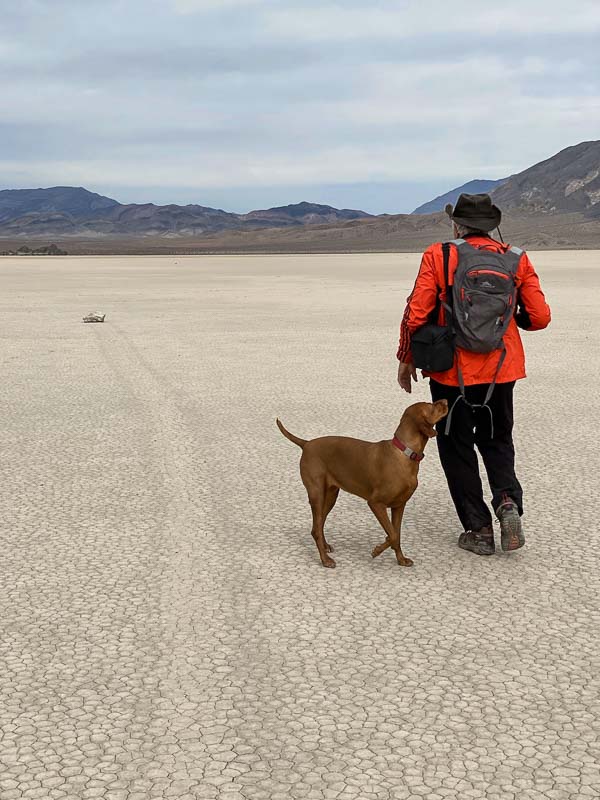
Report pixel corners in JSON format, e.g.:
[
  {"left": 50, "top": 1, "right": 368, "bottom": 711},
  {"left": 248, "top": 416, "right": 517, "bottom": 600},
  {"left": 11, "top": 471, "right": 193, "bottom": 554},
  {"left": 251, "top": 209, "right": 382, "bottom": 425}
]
[
  {"left": 0, "top": 188, "right": 372, "bottom": 238},
  {"left": 2, "top": 140, "right": 600, "bottom": 250}
]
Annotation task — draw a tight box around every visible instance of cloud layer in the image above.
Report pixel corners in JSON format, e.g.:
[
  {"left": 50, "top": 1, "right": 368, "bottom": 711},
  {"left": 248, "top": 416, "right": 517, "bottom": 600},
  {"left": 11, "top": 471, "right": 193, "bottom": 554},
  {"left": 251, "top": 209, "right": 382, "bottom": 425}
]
[{"left": 1, "top": 0, "right": 599, "bottom": 212}]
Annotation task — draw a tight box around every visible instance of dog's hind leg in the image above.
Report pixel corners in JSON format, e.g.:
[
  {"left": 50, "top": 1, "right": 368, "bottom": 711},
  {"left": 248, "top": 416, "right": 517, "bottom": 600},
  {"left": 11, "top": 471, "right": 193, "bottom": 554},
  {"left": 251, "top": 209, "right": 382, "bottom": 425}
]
[
  {"left": 308, "top": 488, "right": 336, "bottom": 568},
  {"left": 301, "top": 457, "right": 337, "bottom": 568},
  {"left": 300, "top": 473, "right": 336, "bottom": 568},
  {"left": 322, "top": 486, "right": 339, "bottom": 553}
]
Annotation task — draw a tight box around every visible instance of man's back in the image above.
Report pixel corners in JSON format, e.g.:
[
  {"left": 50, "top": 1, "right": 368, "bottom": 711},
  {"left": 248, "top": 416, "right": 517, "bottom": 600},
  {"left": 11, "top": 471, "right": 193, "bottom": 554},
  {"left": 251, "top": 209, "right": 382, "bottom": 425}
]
[{"left": 397, "top": 233, "right": 551, "bottom": 387}]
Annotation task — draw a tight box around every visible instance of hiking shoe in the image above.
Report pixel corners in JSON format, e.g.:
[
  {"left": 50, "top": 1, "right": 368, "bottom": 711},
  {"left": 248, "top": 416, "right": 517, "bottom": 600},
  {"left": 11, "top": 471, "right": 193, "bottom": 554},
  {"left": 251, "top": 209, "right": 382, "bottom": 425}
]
[
  {"left": 496, "top": 496, "right": 525, "bottom": 552},
  {"left": 458, "top": 525, "right": 495, "bottom": 556}
]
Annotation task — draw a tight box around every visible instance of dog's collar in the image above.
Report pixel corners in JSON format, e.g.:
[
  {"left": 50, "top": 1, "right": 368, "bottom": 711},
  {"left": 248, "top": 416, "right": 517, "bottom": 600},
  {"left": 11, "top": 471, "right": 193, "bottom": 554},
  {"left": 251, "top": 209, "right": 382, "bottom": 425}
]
[{"left": 392, "top": 437, "right": 424, "bottom": 462}]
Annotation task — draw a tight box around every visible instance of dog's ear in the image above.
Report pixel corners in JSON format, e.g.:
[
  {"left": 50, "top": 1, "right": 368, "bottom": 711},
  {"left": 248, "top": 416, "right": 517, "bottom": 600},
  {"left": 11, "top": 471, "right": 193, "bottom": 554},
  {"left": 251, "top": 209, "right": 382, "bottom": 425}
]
[{"left": 418, "top": 408, "right": 438, "bottom": 438}]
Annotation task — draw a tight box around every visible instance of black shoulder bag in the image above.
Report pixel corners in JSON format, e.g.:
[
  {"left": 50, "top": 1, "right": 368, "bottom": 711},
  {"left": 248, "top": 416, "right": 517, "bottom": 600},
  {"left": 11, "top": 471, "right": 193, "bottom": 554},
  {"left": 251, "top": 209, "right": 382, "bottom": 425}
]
[{"left": 410, "top": 242, "right": 455, "bottom": 373}]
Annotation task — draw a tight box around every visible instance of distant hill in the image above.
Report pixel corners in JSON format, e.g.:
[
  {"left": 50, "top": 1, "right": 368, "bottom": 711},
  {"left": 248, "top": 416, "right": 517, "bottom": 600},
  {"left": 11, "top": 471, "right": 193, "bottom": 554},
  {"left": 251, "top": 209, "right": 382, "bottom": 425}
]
[
  {"left": 0, "top": 186, "right": 120, "bottom": 222},
  {"left": 241, "top": 201, "right": 372, "bottom": 226},
  {"left": 412, "top": 179, "right": 506, "bottom": 214},
  {"left": 491, "top": 140, "right": 600, "bottom": 217},
  {"left": 0, "top": 188, "right": 372, "bottom": 237}
]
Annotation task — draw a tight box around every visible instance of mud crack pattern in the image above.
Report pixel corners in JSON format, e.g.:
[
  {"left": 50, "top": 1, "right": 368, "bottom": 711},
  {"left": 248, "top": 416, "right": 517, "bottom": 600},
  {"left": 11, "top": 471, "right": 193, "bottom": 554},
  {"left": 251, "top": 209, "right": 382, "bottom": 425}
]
[{"left": 0, "top": 254, "right": 599, "bottom": 799}]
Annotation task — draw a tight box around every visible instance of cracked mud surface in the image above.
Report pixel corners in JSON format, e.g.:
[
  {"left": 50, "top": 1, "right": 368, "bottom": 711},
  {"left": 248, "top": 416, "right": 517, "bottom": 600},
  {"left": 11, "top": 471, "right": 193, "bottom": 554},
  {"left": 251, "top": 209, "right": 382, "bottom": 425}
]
[{"left": 1, "top": 253, "right": 598, "bottom": 799}]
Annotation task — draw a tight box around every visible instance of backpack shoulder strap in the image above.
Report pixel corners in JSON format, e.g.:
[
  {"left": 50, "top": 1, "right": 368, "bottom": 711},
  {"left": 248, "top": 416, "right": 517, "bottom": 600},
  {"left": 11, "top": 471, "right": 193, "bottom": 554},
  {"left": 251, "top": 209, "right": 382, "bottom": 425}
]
[
  {"left": 428, "top": 243, "right": 451, "bottom": 324},
  {"left": 501, "top": 245, "right": 524, "bottom": 277},
  {"left": 442, "top": 239, "right": 468, "bottom": 287}
]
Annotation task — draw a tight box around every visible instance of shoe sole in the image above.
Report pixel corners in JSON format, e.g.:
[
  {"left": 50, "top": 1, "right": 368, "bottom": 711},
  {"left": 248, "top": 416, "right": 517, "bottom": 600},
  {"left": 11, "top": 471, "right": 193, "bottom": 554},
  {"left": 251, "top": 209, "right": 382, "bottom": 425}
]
[{"left": 500, "top": 509, "right": 525, "bottom": 552}]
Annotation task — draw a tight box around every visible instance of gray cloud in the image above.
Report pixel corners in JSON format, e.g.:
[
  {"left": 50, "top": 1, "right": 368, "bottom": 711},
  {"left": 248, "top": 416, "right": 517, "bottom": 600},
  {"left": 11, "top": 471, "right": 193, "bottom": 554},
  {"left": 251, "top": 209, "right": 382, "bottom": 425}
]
[{"left": 1, "top": 0, "right": 599, "bottom": 213}]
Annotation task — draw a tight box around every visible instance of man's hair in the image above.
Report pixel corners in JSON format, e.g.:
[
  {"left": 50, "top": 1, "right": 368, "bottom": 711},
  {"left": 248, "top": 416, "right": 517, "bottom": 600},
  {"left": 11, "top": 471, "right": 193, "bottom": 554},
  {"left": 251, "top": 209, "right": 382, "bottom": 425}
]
[{"left": 454, "top": 223, "right": 489, "bottom": 237}]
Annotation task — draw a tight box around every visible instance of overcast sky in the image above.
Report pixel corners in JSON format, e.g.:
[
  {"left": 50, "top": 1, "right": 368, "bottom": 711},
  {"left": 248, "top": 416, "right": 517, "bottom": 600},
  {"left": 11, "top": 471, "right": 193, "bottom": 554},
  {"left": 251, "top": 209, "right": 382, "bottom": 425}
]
[{"left": 1, "top": 0, "right": 600, "bottom": 213}]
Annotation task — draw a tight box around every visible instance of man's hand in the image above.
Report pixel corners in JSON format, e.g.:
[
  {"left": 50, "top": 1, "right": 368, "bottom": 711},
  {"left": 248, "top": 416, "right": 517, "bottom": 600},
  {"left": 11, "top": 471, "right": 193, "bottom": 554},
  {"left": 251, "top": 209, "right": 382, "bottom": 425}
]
[{"left": 397, "top": 361, "right": 418, "bottom": 393}]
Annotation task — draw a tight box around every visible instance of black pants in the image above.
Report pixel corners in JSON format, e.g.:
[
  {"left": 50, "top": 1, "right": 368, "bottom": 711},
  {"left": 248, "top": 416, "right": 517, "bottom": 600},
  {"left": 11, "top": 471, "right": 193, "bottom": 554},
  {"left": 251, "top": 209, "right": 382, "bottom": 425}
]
[{"left": 430, "top": 379, "right": 523, "bottom": 532}]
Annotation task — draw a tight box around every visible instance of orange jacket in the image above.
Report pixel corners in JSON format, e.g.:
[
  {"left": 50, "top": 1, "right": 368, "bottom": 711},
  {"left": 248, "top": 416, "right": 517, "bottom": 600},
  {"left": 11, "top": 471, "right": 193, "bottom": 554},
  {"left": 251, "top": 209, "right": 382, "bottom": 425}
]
[{"left": 397, "top": 235, "right": 551, "bottom": 386}]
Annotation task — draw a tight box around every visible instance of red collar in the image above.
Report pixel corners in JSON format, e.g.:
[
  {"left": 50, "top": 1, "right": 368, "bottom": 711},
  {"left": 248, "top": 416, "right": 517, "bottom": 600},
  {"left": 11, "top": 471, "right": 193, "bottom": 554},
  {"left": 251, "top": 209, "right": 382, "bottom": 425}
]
[{"left": 392, "top": 437, "right": 424, "bottom": 462}]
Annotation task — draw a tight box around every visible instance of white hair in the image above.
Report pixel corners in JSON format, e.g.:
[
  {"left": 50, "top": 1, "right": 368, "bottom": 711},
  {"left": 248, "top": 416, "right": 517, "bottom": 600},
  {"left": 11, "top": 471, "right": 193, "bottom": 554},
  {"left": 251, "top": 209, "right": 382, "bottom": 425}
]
[{"left": 454, "top": 222, "right": 488, "bottom": 237}]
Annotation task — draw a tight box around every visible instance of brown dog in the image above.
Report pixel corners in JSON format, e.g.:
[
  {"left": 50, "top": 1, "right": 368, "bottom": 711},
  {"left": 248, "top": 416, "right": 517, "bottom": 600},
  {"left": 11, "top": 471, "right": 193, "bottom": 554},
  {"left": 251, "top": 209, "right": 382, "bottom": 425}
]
[{"left": 277, "top": 400, "right": 448, "bottom": 568}]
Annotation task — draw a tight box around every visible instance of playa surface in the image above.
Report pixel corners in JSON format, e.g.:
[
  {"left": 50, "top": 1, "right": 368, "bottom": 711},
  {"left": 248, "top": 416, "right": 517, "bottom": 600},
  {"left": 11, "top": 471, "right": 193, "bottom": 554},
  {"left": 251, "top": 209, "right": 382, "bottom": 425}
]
[{"left": 1, "top": 253, "right": 598, "bottom": 800}]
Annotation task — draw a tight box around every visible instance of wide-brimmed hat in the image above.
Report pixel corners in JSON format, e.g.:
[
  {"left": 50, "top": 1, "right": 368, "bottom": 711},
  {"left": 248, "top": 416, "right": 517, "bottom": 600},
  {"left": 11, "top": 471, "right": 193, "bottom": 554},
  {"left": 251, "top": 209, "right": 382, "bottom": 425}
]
[{"left": 444, "top": 193, "right": 501, "bottom": 232}]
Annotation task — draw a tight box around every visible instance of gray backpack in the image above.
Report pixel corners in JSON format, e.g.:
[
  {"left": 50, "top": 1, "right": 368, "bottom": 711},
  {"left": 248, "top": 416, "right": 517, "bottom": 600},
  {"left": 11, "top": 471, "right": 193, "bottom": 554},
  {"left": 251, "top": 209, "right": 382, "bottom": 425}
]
[
  {"left": 448, "top": 238, "right": 521, "bottom": 353},
  {"left": 443, "top": 238, "right": 523, "bottom": 435}
]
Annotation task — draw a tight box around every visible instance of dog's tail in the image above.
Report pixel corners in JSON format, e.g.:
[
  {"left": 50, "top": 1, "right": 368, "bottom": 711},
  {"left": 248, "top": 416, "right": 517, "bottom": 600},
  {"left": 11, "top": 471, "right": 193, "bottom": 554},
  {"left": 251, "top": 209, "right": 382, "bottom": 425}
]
[{"left": 276, "top": 418, "right": 307, "bottom": 449}]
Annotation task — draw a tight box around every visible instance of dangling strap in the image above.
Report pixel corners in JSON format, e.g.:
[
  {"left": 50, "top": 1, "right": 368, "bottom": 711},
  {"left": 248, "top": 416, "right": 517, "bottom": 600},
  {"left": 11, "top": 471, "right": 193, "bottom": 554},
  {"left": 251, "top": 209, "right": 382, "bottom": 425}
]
[
  {"left": 444, "top": 347, "right": 507, "bottom": 438},
  {"left": 444, "top": 350, "right": 466, "bottom": 437},
  {"left": 483, "top": 347, "right": 506, "bottom": 407},
  {"left": 444, "top": 392, "right": 463, "bottom": 437}
]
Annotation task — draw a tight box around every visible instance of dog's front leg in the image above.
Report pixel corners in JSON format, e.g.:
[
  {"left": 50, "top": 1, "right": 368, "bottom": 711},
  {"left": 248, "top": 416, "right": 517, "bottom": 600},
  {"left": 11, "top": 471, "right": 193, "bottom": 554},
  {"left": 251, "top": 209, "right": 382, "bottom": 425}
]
[
  {"left": 371, "top": 537, "right": 390, "bottom": 558},
  {"left": 391, "top": 504, "right": 412, "bottom": 566},
  {"left": 369, "top": 502, "right": 413, "bottom": 567}
]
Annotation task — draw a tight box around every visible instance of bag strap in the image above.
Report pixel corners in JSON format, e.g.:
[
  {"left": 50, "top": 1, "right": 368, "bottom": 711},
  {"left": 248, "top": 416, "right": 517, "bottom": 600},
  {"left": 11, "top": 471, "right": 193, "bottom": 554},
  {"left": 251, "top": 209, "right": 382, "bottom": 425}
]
[
  {"left": 428, "top": 241, "right": 454, "bottom": 324},
  {"left": 441, "top": 242, "right": 455, "bottom": 327},
  {"left": 442, "top": 242, "right": 451, "bottom": 294}
]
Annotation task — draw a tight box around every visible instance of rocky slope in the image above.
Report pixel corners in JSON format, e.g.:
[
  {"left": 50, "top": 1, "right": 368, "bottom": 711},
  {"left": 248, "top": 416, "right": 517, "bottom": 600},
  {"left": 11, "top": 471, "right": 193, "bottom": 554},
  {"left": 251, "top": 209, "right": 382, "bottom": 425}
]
[
  {"left": 491, "top": 140, "right": 600, "bottom": 217},
  {"left": 412, "top": 179, "right": 505, "bottom": 214}
]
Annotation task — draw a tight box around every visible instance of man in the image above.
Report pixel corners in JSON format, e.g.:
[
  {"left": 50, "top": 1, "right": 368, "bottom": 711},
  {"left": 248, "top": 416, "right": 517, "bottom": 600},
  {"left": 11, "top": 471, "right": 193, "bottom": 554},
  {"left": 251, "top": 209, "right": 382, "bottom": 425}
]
[{"left": 397, "top": 193, "right": 551, "bottom": 555}]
